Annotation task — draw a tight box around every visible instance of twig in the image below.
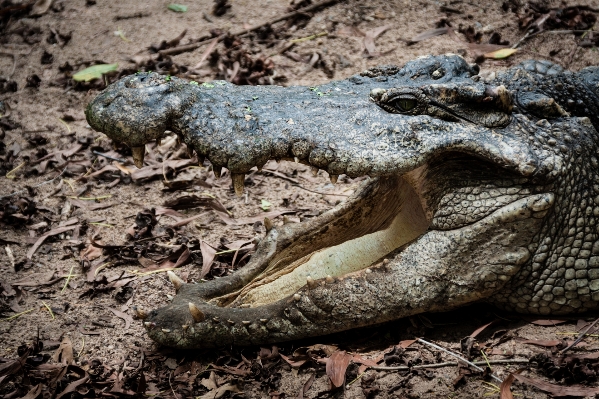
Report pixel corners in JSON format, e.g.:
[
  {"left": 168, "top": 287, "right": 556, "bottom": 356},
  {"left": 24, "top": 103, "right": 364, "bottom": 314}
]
[
  {"left": 292, "top": 183, "right": 350, "bottom": 197},
  {"left": 1, "top": 308, "right": 34, "bottom": 321},
  {"left": 371, "top": 359, "right": 530, "bottom": 371},
  {"left": 0, "top": 167, "right": 67, "bottom": 200},
  {"left": 416, "top": 338, "right": 502, "bottom": 383},
  {"left": 92, "top": 151, "right": 126, "bottom": 163},
  {"left": 159, "top": 0, "right": 339, "bottom": 56},
  {"left": 41, "top": 301, "right": 55, "bottom": 319},
  {"left": 560, "top": 316, "right": 599, "bottom": 355}
]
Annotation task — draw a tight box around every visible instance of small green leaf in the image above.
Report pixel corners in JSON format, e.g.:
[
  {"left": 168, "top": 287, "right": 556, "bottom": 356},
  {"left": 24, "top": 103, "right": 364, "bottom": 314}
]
[
  {"left": 73, "top": 64, "right": 118, "bottom": 82},
  {"left": 167, "top": 3, "right": 187, "bottom": 12},
  {"left": 484, "top": 48, "right": 518, "bottom": 59},
  {"left": 201, "top": 82, "right": 215, "bottom": 88},
  {"left": 189, "top": 81, "right": 199, "bottom": 85},
  {"left": 260, "top": 199, "right": 272, "bottom": 211}
]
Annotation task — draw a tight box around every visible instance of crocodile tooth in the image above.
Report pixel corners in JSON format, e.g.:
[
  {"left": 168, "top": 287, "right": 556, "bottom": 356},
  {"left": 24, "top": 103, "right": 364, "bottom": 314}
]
[
  {"left": 213, "top": 317, "right": 220, "bottom": 323},
  {"left": 294, "top": 157, "right": 299, "bottom": 163},
  {"left": 293, "top": 293, "right": 301, "bottom": 301},
  {"left": 144, "top": 322, "right": 154, "bottom": 329},
  {"left": 162, "top": 328, "right": 171, "bottom": 333},
  {"left": 232, "top": 173, "right": 245, "bottom": 197},
  {"left": 264, "top": 217, "right": 273, "bottom": 232},
  {"left": 310, "top": 167, "right": 319, "bottom": 177},
  {"left": 242, "top": 320, "right": 251, "bottom": 325},
  {"left": 213, "top": 166, "right": 222, "bottom": 178},
  {"left": 260, "top": 319, "right": 268, "bottom": 323},
  {"left": 325, "top": 275, "right": 334, "bottom": 284},
  {"left": 133, "top": 306, "right": 148, "bottom": 320},
  {"left": 188, "top": 302, "right": 206, "bottom": 323},
  {"left": 227, "top": 320, "right": 235, "bottom": 325},
  {"left": 306, "top": 276, "right": 317, "bottom": 289},
  {"left": 131, "top": 146, "right": 145, "bottom": 168},
  {"left": 365, "top": 268, "right": 373, "bottom": 274},
  {"left": 167, "top": 271, "right": 184, "bottom": 291},
  {"left": 182, "top": 324, "right": 189, "bottom": 332},
  {"left": 330, "top": 174, "right": 338, "bottom": 184}
]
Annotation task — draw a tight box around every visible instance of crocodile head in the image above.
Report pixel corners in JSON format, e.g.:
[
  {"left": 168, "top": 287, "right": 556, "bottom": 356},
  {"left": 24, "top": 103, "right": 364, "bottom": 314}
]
[{"left": 86, "top": 55, "right": 599, "bottom": 348}]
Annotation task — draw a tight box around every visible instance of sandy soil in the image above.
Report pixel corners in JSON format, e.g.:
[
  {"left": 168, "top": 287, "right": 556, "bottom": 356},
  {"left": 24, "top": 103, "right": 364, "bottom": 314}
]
[{"left": 1, "top": 0, "right": 599, "bottom": 398}]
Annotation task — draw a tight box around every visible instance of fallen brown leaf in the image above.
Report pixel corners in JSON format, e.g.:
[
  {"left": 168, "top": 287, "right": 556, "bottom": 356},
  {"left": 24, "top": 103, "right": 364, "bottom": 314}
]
[
  {"left": 52, "top": 336, "right": 73, "bottom": 365},
  {"left": 200, "top": 241, "right": 217, "bottom": 278},
  {"left": 326, "top": 350, "right": 352, "bottom": 388},
  {"left": 363, "top": 25, "right": 391, "bottom": 56},
  {"left": 106, "top": 307, "right": 133, "bottom": 330},
  {"left": 408, "top": 27, "right": 448, "bottom": 44},
  {"left": 27, "top": 225, "right": 81, "bottom": 259},
  {"left": 514, "top": 373, "right": 599, "bottom": 397}
]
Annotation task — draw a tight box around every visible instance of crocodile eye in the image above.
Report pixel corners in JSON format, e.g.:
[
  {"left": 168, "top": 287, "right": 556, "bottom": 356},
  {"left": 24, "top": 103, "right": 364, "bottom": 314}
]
[{"left": 393, "top": 98, "right": 417, "bottom": 112}]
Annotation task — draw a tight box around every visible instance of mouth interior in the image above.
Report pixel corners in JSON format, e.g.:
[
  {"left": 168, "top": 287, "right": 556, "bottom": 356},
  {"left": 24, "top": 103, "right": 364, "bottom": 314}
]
[{"left": 211, "top": 174, "right": 430, "bottom": 308}]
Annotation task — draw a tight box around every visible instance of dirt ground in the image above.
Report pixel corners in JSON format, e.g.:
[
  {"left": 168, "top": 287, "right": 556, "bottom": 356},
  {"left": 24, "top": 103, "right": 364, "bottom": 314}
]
[{"left": 1, "top": 0, "right": 599, "bottom": 398}]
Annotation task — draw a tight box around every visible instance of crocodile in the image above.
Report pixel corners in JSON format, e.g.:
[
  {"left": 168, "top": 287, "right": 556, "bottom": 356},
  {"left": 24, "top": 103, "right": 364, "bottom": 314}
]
[{"left": 85, "top": 55, "right": 599, "bottom": 348}]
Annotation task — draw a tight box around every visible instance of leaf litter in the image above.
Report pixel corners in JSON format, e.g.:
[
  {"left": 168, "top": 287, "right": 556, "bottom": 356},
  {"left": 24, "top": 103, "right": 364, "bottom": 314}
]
[{"left": 2, "top": 0, "right": 599, "bottom": 398}]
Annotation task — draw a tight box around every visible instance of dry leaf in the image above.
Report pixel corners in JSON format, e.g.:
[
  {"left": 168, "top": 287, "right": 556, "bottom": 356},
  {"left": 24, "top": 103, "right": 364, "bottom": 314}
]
[
  {"left": 19, "top": 383, "right": 43, "bottom": 399},
  {"left": 484, "top": 48, "right": 518, "bottom": 59},
  {"left": 30, "top": 0, "right": 52, "bottom": 16},
  {"left": 363, "top": 24, "right": 391, "bottom": 56},
  {"left": 408, "top": 27, "right": 449, "bottom": 44},
  {"left": 52, "top": 336, "right": 73, "bottom": 365},
  {"left": 27, "top": 225, "right": 81, "bottom": 259},
  {"left": 106, "top": 307, "right": 133, "bottom": 330},
  {"left": 500, "top": 371, "right": 517, "bottom": 399},
  {"left": 514, "top": 373, "right": 599, "bottom": 397},
  {"left": 200, "top": 241, "right": 217, "bottom": 278},
  {"left": 326, "top": 350, "right": 352, "bottom": 388}
]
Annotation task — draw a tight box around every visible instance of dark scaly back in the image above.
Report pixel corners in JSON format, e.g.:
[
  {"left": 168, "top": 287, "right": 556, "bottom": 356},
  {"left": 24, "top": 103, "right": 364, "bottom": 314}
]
[{"left": 493, "top": 60, "right": 599, "bottom": 131}]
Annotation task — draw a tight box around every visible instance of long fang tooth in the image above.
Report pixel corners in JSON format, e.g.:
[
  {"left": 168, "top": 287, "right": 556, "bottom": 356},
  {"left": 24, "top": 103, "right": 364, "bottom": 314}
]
[
  {"left": 167, "top": 271, "right": 184, "bottom": 291},
  {"left": 188, "top": 302, "right": 205, "bottom": 323},
  {"left": 133, "top": 306, "right": 148, "bottom": 320},
  {"left": 325, "top": 275, "right": 334, "bottom": 284},
  {"left": 330, "top": 174, "right": 338, "bottom": 184},
  {"left": 264, "top": 217, "right": 273, "bottom": 232},
  {"left": 232, "top": 173, "right": 245, "bottom": 197},
  {"left": 294, "top": 157, "right": 299, "bottom": 163},
  {"left": 131, "top": 146, "right": 145, "bottom": 168},
  {"left": 310, "top": 166, "right": 319, "bottom": 177},
  {"left": 213, "top": 166, "right": 222, "bottom": 178},
  {"left": 306, "top": 276, "right": 317, "bottom": 289}
]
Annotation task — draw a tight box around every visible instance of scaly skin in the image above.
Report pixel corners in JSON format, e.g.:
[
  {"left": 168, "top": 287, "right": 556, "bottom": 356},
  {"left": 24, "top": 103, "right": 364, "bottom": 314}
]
[{"left": 86, "top": 55, "right": 599, "bottom": 348}]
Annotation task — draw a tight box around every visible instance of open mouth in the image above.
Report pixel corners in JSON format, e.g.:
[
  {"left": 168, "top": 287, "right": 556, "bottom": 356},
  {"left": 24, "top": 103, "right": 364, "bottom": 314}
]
[{"left": 211, "top": 173, "right": 429, "bottom": 309}]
